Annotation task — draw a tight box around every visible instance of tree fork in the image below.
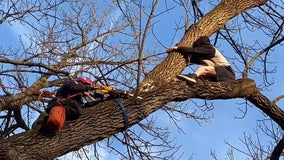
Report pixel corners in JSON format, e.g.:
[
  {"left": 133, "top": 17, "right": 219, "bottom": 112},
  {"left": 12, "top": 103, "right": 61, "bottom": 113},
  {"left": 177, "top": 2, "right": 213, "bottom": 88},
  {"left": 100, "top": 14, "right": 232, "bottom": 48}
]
[
  {"left": 0, "top": 0, "right": 274, "bottom": 159},
  {"left": 141, "top": 0, "right": 267, "bottom": 91}
]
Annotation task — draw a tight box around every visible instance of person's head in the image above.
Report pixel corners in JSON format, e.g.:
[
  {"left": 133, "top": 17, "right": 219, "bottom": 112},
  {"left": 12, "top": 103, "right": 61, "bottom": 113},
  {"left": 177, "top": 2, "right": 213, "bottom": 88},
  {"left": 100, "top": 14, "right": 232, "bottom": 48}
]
[
  {"left": 193, "top": 36, "right": 211, "bottom": 47},
  {"left": 76, "top": 77, "right": 93, "bottom": 86}
]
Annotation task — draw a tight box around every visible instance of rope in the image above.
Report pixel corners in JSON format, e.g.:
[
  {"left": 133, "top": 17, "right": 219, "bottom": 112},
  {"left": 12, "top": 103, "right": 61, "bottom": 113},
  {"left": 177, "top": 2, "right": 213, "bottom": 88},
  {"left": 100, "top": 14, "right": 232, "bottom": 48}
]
[
  {"left": 56, "top": 92, "right": 82, "bottom": 104},
  {"left": 0, "top": 84, "right": 55, "bottom": 100}
]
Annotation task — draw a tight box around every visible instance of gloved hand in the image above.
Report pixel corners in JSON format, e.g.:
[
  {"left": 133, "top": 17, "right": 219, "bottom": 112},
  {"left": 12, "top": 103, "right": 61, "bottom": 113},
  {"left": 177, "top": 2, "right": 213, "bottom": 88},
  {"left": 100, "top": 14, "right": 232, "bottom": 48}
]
[
  {"left": 91, "top": 84, "right": 113, "bottom": 93},
  {"left": 100, "top": 86, "right": 113, "bottom": 93}
]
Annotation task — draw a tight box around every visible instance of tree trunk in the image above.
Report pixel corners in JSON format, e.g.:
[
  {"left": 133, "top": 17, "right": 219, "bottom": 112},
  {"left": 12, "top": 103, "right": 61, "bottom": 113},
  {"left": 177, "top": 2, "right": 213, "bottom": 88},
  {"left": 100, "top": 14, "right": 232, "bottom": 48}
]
[
  {"left": 141, "top": 0, "right": 267, "bottom": 91},
  {"left": 0, "top": 0, "right": 274, "bottom": 159},
  {"left": 0, "top": 79, "right": 257, "bottom": 159}
]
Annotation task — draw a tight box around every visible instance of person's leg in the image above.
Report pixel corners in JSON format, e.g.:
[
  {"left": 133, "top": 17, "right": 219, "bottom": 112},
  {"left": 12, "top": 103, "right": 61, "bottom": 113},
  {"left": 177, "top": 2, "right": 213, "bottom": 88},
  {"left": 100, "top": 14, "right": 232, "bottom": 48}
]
[
  {"left": 215, "top": 66, "right": 235, "bottom": 81},
  {"left": 177, "top": 65, "right": 216, "bottom": 83},
  {"left": 194, "top": 65, "right": 216, "bottom": 77}
]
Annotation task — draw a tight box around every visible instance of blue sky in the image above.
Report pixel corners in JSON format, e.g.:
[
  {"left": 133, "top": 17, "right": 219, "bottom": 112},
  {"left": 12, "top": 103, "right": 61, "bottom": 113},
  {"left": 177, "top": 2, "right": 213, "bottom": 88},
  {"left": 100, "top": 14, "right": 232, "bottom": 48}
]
[
  {"left": 127, "top": 0, "right": 284, "bottom": 159},
  {"left": 0, "top": 0, "right": 284, "bottom": 159},
  {"left": 0, "top": 23, "right": 17, "bottom": 46}
]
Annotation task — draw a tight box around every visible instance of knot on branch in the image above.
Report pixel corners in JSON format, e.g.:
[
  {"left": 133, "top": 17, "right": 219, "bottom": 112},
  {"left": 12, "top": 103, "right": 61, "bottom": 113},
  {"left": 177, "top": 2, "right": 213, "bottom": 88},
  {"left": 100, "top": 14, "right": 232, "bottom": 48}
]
[{"left": 7, "top": 147, "right": 20, "bottom": 160}]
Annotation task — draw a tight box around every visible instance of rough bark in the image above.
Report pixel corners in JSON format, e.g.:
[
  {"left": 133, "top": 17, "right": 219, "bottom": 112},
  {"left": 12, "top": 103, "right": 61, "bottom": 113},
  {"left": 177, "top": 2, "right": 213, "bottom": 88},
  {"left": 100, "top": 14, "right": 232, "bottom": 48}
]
[
  {"left": 247, "top": 90, "right": 284, "bottom": 130},
  {"left": 0, "top": 75, "right": 51, "bottom": 111},
  {"left": 270, "top": 137, "right": 284, "bottom": 160},
  {"left": 2, "top": 0, "right": 281, "bottom": 159},
  {"left": 0, "top": 79, "right": 257, "bottom": 159}
]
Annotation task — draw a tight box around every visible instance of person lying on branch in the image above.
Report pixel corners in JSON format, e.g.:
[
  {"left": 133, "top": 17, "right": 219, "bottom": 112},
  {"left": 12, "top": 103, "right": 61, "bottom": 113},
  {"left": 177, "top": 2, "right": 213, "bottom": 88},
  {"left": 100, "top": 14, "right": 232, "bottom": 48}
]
[
  {"left": 36, "top": 77, "right": 130, "bottom": 134},
  {"left": 167, "top": 36, "right": 235, "bottom": 84}
]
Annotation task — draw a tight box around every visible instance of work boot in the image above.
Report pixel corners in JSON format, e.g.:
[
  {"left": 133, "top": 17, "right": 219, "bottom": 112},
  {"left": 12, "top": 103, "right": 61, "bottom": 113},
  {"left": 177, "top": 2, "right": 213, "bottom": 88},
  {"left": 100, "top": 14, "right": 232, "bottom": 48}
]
[{"left": 177, "top": 73, "right": 197, "bottom": 84}]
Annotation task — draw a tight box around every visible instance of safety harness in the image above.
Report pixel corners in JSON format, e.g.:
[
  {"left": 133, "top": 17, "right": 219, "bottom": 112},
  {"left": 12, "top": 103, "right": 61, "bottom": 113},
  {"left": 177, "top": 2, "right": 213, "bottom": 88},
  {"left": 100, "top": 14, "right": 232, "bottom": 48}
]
[{"left": 113, "top": 98, "right": 129, "bottom": 129}]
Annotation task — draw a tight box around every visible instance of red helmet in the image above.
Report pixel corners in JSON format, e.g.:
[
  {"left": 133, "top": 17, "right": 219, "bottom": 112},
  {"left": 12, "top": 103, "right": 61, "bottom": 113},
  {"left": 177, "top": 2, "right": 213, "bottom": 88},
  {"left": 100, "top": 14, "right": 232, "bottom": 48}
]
[{"left": 76, "top": 77, "right": 92, "bottom": 85}]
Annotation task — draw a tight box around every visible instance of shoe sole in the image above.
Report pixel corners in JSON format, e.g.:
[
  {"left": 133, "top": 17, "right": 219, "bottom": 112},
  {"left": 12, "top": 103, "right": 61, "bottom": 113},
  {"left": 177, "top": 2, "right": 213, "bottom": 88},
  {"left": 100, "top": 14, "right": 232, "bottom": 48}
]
[{"left": 177, "top": 75, "right": 196, "bottom": 84}]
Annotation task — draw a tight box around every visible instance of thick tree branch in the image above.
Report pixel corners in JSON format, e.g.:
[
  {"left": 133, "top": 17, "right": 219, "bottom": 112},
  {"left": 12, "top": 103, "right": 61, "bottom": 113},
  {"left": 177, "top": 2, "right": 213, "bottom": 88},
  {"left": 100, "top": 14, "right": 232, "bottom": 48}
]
[
  {"left": 0, "top": 79, "right": 259, "bottom": 159},
  {"left": 247, "top": 91, "right": 284, "bottom": 130},
  {"left": 270, "top": 137, "right": 284, "bottom": 160},
  {"left": 1, "top": 79, "right": 283, "bottom": 159},
  {"left": 141, "top": 0, "right": 267, "bottom": 91},
  {"left": 1, "top": 0, "right": 276, "bottom": 159}
]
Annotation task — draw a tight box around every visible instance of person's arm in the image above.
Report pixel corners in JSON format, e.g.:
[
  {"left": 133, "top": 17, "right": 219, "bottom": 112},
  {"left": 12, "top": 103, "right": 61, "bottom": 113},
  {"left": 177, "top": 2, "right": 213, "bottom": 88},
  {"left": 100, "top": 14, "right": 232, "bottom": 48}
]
[
  {"left": 70, "top": 82, "right": 92, "bottom": 93},
  {"left": 167, "top": 36, "right": 215, "bottom": 57},
  {"left": 177, "top": 45, "right": 215, "bottom": 58},
  {"left": 167, "top": 45, "right": 215, "bottom": 57}
]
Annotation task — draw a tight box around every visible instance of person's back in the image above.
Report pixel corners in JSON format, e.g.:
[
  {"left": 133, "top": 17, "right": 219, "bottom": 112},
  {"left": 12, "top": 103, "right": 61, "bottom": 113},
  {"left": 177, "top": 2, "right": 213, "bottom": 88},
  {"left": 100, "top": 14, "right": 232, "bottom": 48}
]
[
  {"left": 201, "top": 48, "right": 230, "bottom": 67},
  {"left": 56, "top": 80, "right": 87, "bottom": 103},
  {"left": 46, "top": 77, "right": 93, "bottom": 132}
]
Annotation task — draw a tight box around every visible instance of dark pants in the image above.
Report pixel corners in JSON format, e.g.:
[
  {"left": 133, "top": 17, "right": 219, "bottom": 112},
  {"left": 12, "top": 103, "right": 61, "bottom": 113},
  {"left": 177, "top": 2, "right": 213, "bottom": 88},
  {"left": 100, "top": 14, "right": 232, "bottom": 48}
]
[{"left": 215, "top": 65, "right": 235, "bottom": 81}]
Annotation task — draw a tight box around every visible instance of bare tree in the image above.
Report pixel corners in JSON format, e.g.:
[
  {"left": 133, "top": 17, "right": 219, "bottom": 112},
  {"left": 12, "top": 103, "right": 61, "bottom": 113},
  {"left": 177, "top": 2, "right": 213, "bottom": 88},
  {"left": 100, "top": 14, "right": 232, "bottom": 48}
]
[{"left": 0, "top": 0, "right": 283, "bottom": 159}]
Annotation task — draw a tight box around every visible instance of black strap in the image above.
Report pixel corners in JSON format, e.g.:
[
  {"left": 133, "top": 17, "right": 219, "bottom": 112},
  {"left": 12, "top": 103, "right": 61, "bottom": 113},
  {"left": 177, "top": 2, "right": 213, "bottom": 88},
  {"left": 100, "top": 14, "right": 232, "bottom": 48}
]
[{"left": 113, "top": 98, "right": 129, "bottom": 129}]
